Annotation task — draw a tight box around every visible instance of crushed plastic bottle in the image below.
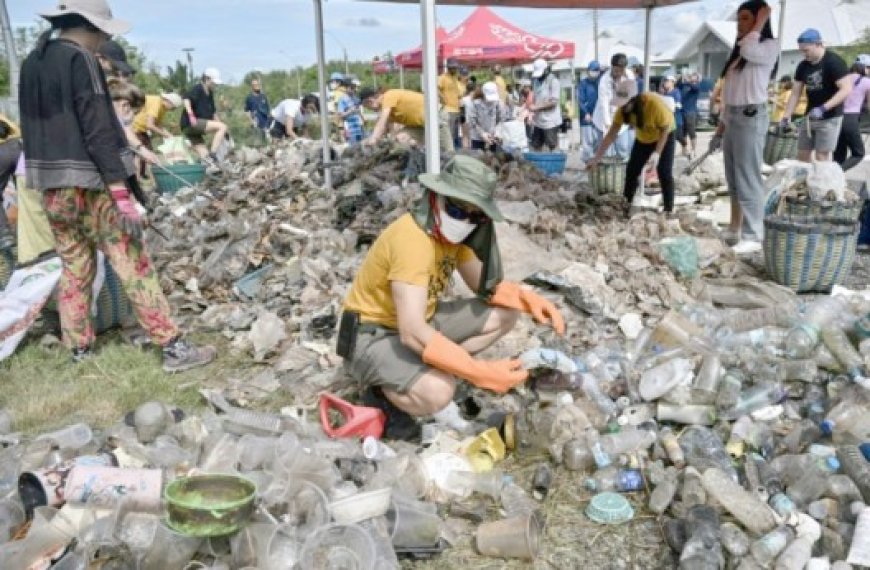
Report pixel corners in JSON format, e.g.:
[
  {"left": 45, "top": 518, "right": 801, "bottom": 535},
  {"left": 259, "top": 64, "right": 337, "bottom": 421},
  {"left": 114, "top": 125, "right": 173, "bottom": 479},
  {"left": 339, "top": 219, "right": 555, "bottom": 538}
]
[
  {"left": 701, "top": 468, "right": 777, "bottom": 536},
  {"left": 583, "top": 466, "right": 644, "bottom": 493}
]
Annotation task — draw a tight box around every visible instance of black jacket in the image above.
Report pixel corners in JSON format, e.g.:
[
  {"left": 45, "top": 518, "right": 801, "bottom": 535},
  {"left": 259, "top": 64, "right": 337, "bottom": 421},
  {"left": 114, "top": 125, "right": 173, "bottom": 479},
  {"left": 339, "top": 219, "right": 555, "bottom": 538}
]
[{"left": 20, "top": 38, "right": 134, "bottom": 191}]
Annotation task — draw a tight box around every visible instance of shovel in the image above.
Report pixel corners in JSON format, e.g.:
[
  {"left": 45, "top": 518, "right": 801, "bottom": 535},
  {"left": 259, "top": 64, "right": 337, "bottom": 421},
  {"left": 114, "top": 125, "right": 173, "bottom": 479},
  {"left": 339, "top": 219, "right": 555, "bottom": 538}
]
[{"left": 682, "top": 148, "right": 715, "bottom": 176}]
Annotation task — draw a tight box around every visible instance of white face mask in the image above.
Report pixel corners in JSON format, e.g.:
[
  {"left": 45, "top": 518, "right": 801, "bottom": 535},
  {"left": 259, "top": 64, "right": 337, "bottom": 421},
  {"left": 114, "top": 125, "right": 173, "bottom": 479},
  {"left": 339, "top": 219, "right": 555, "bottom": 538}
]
[
  {"left": 438, "top": 201, "right": 477, "bottom": 244},
  {"left": 589, "top": 71, "right": 600, "bottom": 79}
]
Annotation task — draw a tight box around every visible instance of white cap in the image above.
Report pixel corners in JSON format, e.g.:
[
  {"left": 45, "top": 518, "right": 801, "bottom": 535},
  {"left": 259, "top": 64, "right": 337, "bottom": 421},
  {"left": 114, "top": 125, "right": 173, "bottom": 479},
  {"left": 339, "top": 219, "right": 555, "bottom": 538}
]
[
  {"left": 531, "top": 58, "right": 548, "bottom": 78},
  {"left": 161, "top": 92, "right": 183, "bottom": 108},
  {"left": 665, "top": 74, "right": 676, "bottom": 82},
  {"left": 612, "top": 77, "right": 638, "bottom": 107},
  {"left": 203, "top": 67, "right": 223, "bottom": 85},
  {"left": 858, "top": 54, "right": 870, "bottom": 66},
  {"left": 482, "top": 81, "right": 499, "bottom": 102}
]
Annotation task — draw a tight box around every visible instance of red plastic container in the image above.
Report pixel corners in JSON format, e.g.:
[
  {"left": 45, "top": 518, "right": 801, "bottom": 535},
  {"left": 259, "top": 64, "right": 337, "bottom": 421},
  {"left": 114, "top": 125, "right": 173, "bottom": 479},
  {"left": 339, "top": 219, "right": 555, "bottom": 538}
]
[{"left": 319, "top": 393, "right": 386, "bottom": 439}]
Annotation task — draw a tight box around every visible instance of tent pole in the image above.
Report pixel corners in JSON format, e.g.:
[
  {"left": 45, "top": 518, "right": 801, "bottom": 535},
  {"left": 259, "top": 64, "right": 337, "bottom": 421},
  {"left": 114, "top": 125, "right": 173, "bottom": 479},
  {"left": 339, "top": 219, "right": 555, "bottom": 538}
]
[
  {"left": 777, "top": 0, "right": 787, "bottom": 78},
  {"left": 314, "top": 0, "right": 332, "bottom": 190},
  {"left": 400, "top": 65, "right": 405, "bottom": 89},
  {"left": 421, "top": 0, "right": 440, "bottom": 174},
  {"left": 643, "top": 6, "right": 652, "bottom": 93}
]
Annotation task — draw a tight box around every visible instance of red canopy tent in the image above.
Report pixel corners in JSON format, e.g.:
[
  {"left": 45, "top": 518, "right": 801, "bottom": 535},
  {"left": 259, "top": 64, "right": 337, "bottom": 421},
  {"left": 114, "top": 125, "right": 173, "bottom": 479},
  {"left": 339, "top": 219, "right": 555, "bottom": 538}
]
[
  {"left": 395, "top": 26, "right": 449, "bottom": 68},
  {"left": 396, "top": 6, "right": 574, "bottom": 68}
]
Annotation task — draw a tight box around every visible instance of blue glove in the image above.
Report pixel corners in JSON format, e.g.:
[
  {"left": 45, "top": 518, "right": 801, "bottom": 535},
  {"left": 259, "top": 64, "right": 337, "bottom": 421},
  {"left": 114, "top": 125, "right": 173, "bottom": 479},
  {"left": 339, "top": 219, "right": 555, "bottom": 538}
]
[{"left": 808, "top": 106, "right": 826, "bottom": 120}]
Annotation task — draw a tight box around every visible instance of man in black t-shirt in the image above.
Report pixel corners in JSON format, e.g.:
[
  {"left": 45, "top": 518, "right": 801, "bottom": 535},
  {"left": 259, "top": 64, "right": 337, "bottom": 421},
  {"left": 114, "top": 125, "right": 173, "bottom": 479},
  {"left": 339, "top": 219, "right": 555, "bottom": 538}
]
[
  {"left": 783, "top": 28, "right": 852, "bottom": 162},
  {"left": 181, "top": 67, "right": 228, "bottom": 164}
]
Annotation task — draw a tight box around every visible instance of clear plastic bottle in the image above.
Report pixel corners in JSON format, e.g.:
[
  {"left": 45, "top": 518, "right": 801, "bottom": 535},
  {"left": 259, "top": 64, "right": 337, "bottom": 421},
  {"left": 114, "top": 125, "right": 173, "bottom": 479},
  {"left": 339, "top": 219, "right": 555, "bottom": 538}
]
[
  {"left": 750, "top": 526, "right": 795, "bottom": 567},
  {"left": 639, "top": 357, "right": 695, "bottom": 401},
  {"left": 750, "top": 454, "right": 784, "bottom": 497},
  {"left": 657, "top": 403, "right": 716, "bottom": 425},
  {"left": 846, "top": 504, "right": 870, "bottom": 566},
  {"left": 577, "top": 373, "right": 618, "bottom": 420},
  {"left": 659, "top": 427, "right": 686, "bottom": 468},
  {"left": 821, "top": 388, "right": 870, "bottom": 444},
  {"left": 598, "top": 428, "right": 657, "bottom": 456},
  {"left": 720, "top": 521, "right": 750, "bottom": 557},
  {"left": 649, "top": 472, "right": 678, "bottom": 514},
  {"left": 720, "top": 383, "right": 787, "bottom": 420},
  {"left": 822, "top": 326, "right": 865, "bottom": 379},
  {"left": 786, "top": 456, "right": 840, "bottom": 507},
  {"left": 717, "top": 305, "right": 797, "bottom": 334},
  {"left": 785, "top": 296, "right": 850, "bottom": 358},
  {"left": 837, "top": 445, "right": 870, "bottom": 503},
  {"left": 680, "top": 426, "right": 738, "bottom": 481},
  {"left": 779, "top": 419, "right": 823, "bottom": 455},
  {"left": 702, "top": 468, "right": 778, "bottom": 536},
  {"left": 583, "top": 465, "right": 644, "bottom": 493},
  {"left": 562, "top": 439, "right": 595, "bottom": 471},
  {"left": 715, "top": 327, "right": 789, "bottom": 351},
  {"left": 715, "top": 372, "right": 743, "bottom": 413}
]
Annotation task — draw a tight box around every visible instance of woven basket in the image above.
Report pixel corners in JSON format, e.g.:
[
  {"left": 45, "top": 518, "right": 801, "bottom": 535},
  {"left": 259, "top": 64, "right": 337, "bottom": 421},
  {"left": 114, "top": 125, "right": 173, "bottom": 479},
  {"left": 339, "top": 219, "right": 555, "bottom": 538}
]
[
  {"left": 763, "top": 214, "right": 859, "bottom": 293},
  {"left": 763, "top": 129, "right": 798, "bottom": 165},
  {"left": 590, "top": 158, "right": 627, "bottom": 195},
  {"left": 782, "top": 196, "right": 865, "bottom": 222}
]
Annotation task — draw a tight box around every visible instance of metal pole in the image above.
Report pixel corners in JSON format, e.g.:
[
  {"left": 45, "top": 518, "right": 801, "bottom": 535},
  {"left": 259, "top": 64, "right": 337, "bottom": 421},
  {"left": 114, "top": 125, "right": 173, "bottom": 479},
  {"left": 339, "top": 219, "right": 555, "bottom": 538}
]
[
  {"left": 777, "top": 0, "right": 787, "bottom": 78},
  {"left": 593, "top": 9, "right": 599, "bottom": 63},
  {"left": 421, "top": 0, "right": 440, "bottom": 174},
  {"left": 296, "top": 67, "right": 302, "bottom": 98},
  {"left": 313, "top": 0, "right": 332, "bottom": 190},
  {"left": 0, "top": 0, "right": 18, "bottom": 107},
  {"left": 643, "top": 7, "right": 652, "bottom": 93},
  {"left": 344, "top": 48, "right": 349, "bottom": 76},
  {"left": 399, "top": 65, "right": 405, "bottom": 89}
]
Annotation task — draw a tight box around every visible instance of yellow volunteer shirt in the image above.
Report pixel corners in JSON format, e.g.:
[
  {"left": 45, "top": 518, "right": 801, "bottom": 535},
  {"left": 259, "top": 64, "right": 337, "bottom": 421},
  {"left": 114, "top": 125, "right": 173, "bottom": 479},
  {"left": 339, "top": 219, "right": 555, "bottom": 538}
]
[
  {"left": 382, "top": 89, "right": 425, "bottom": 128},
  {"left": 132, "top": 95, "right": 166, "bottom": 135},
  {"left": 344, "top": 213, "right": 477, "bottom": 328},
  {"left": 438, "top": 73, "right": 462, "bottom": 113},
  {"left": 494, "top": 75, "right": 508, "bottom": 103},
  {"left": 0, "top": 113, "right": 21, "bottom": 142},
  {"left": 614, "top": 93, "right": 675, "bottom": 144}
]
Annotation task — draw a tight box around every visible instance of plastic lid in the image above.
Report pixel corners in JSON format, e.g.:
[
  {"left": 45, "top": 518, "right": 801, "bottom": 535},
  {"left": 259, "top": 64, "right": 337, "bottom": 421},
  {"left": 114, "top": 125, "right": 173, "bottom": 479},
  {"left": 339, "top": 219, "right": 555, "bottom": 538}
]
[
  {"left": 859, "top": 443, "right": 870, "bottom": 462},
  {"left": 583, "top": 478, "right": 598, "bottom": 491},
  {"left": 585, "top": 492, "right": 635, "bottom": 524},
  {"left": 825, "top": 457, "right": 841, "bottom": 472},
  {"left": 820, "top": 420, "right": 834, "bottom": 436}
]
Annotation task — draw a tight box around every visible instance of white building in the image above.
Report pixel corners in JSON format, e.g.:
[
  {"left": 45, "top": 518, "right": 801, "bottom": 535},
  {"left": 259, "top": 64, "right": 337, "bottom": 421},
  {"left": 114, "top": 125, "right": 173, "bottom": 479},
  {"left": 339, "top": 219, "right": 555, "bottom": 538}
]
[{"left": 672, "top": 0, "right": 870, "bottom": 80}]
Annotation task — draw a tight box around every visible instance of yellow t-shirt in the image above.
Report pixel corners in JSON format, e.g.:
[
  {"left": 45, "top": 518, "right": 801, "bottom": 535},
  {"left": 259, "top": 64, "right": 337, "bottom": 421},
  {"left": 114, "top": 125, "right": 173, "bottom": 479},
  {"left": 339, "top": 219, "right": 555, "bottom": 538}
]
[
  {"left": 438, "top": 73, "right": 462, "bottom": 113},
  {"left": 343, "top": 213, "right": 477, "bottom": 328},
  {"left": 132, "top": 95, "right": 166, "bottom": 135},
  {"left": 494, "top": 75, "right": 508, "bottom": 103},
  {"left": 614, "top": 93, "right": 675, "bottom": 144},
  {"left": 382, "top": 89, "right": 425, "bottom": 128},
  {"left": 0, "top": 113, "right": 21, "bottom": 142}
]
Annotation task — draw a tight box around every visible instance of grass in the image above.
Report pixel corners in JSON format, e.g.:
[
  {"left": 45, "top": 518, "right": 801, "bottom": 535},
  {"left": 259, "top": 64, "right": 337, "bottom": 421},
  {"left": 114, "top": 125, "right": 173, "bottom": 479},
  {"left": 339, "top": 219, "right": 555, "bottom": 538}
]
[{"left": 0, "top": 330, "right": 295, "bottom": 435}]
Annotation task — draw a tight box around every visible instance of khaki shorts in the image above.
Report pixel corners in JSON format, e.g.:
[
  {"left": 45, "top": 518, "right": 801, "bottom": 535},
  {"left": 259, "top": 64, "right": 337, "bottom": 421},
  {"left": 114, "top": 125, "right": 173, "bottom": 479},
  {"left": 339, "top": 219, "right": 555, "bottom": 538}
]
[
  {"left": 798, "top": 116, "right": 843, "bottom": 153},
  {"left": 397, "top": 110, "right": 454, "bottom": 154},
  {"left": 345, "top": 298, "right": 494, "bottom": 394}
]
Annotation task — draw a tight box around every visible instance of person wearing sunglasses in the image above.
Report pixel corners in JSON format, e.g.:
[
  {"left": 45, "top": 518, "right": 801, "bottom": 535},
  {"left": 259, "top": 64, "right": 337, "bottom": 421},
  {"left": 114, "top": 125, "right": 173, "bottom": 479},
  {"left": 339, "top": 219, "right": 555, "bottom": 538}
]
[{"left": 339, "top": 155, "right": 566, "bottom": 440}]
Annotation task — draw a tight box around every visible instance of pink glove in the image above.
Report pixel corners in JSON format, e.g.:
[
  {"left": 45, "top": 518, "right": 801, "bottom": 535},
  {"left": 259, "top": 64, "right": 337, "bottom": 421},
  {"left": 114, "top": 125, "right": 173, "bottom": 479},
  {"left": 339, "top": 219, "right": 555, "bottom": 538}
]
[{"left": 109, "top": 184, "right": 143, "bottom": 239}]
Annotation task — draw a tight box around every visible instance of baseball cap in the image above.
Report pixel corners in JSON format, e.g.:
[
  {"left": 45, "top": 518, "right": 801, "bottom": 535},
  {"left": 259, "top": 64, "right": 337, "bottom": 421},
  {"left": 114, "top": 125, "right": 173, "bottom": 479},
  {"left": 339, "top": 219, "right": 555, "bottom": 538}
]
[
  {"left": 797, "top": 28, "right": 822, "bottom": 44},
  {"left": 612, "top": 77, "right": 639, "bottom": 107},
  {"left": 446, "top": 58, "right": 459, "bottom": 69},
  {"left": 330, "top": 72, "right": 344, "bottom": 82},
  {"left": 665, "top": 74, "right": 676, "bottom": 82},
  {"left": 588, "top": 60, "right": 601, "bottom": 71},
  {"left": 482, "top": 81, "right": 499, "bottom": 102},
  {"left": 203, "top": 67, "right": 223, "bottom": 85},
  {"left": 857, "top": 54, "right": 870, "bottom": 66},
  {"left": 531, "top": 58, "right": 548, "bottom": 78},
  {"left": 97, "top": 40, "right": 133, "bottom": 75},
  {"left": 161, "top": 92, "right": 183, "bottom": 108}
]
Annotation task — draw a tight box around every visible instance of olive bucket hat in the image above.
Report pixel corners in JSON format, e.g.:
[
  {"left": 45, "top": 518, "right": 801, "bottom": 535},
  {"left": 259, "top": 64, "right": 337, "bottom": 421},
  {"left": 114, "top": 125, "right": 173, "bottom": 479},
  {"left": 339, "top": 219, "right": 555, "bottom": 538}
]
[{"left": 418, "top": 155, "right": 504, "bottom": 222}]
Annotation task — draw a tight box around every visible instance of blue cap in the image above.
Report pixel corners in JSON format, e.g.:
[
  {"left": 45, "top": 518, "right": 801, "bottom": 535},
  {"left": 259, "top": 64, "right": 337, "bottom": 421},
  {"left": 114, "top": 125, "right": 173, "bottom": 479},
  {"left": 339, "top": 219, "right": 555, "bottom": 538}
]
[
  {"left": 588, "top": 60, "right": 601, "bottom": 71},
  {"left": 860, "top": 443, "right": 870, "bottom": 461},
  {"left": 798, "top": 28, "right": 823, "bottom": 44},
  {"left": 329, "top": 72, "right": 344, "bottom": 82},
  {"left": 825, "top": 456, "right": 841, "bottom": 472},
  {"left": 820, "top": 420, "right": 834, "bottom": 436}
]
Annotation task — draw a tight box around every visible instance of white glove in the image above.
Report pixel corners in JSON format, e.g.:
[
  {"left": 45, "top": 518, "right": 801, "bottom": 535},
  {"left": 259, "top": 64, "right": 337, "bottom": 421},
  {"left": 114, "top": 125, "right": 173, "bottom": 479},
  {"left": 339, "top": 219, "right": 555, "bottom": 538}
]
[{"left": 647, "top": 152, "right": 660, "bottom": 170}]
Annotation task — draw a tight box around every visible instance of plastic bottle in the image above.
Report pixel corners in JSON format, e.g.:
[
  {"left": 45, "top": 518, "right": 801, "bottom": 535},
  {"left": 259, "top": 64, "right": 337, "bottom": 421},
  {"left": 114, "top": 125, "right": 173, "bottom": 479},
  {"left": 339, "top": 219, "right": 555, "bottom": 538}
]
[
  {"left": 826, "top": 475, "right": 863, "bottom": 504},
  {"left": 681, "top": 466, "right": 707, "bottom": 507},
  {"left": 639, "top": 358, "right": 695, "bottom": 401},
  {"left": 679, "top": 505, "right": 723, "bottom": 570},
  {"left": 562, "top": 439, "right": 595, "bottom": 471},
  {"left": 821, "top": 389, "right": 870, "bottom": 444},
  {"left": 531, "top": 463, "right": 553, "bottom": 500},
  {"left": 846, "top": 505, "right": 870, "bottom": 566},
  {"left": 837, "top": 445, "right": 870, "bottom": 503},
  {"left": 702, "top": 468, "right": 778, "bottom": 536},
  {"left": 681, "top": 426, "right": 738, "bottom": 482},
  {"left": 692, "top": 354, "right": 722, "bottom": 401},
  {"left": 649, "top": 472, "right": 678, "bottom": 514},
  {"left": 778, "top": 419, "right": 822, "bottom": 455},
  {"left": 775, "top": 535, "right": 814, "bottom": 570},
  {"left": 821, "top": 326, "right": 865, "bottom": 379},
  {"left": 35, "top": 423, "right": 93, "bottom": 451},
  {"left": 657, "top": 403, "right": 716, "bottom": 425},
  {"left": 583, "top": 466, "right": 644, "bottom": 493},
  {"left": 720, "top": 522, "right": 750, "bottom": 557},
  {"left": 786, "top": 456, "right": 840, "bottom": 507},
  {"left": 717, "top": 305, "right": 796, "bottom": 334},
  {"left": 598, "top": 428, "right": 656, "bottom": 457},
  {"left": 720, "top": 383, "right": 787, "bottom": 420},
  {"left": 715, "top": 372, "right": 743, "bottom": 413},
  {"left": 715, "top": 327, "right": 788, "bottom": 351},
  {"left": 750, "top": 526, "right": 795, "bottom": 567},
  {"left": 785, "top": 296, "right": 849, "bottom": 358},
  {"left": 659, "top": 427, "right": 686, "bottom": 468},
  {"left": 499, "top": 481, "right": 540, "bottom": 518},
  {"left": 749, "top": 454, "right": 783, "bottom": 497},
  {"left": 578, "top": 373, "right": 618, "bottom": 420}
]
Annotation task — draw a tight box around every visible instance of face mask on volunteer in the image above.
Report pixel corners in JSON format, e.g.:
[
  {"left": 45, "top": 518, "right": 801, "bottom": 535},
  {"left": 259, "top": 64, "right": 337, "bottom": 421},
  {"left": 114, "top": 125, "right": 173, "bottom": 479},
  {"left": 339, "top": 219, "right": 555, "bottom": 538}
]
[{"left": 438, "top": 196, "right": 478, "bottom": 244}]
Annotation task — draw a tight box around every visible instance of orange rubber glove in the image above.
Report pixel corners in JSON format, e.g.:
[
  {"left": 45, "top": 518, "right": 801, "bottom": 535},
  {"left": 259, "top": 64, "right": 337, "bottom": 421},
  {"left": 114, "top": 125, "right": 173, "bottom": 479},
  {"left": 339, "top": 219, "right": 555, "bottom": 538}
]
[
  {"left": 489, "top": 281, "right": 566, "bottom": 335},
  {"left": 422, "top": 332, "right": 529, "bottom": 394}
]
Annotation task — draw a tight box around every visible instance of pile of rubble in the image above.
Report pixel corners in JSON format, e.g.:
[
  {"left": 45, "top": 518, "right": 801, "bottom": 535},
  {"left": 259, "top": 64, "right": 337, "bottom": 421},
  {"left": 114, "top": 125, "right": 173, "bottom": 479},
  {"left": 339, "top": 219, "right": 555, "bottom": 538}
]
[{"left": 2, "top": 141, "right": 870, "bottom": 569}]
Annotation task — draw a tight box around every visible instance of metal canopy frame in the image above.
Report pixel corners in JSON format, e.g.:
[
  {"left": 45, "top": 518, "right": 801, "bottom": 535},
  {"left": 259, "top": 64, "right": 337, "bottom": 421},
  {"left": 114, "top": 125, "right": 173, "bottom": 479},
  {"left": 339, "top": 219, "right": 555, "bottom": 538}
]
[{"left": 312, "top": 0, "right": 794, "bottom": 184}]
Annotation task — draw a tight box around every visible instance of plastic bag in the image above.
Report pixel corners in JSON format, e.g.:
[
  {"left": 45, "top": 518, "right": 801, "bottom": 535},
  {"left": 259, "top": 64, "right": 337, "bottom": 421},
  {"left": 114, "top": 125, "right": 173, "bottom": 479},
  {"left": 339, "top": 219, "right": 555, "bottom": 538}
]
[
  {"left": 495, "top": 120, "right": 529, "bottom": 153},
  {"left": 762, "top": 159, "right": 809, "bottom": 216},
  {"left": 806, "top": 160, "right": 846, "bottom": 202},
  {"left": 657, "top": 236, "right": 699, "bottom": 279},
  {"left": 156, "top": 136, "right": 196, "bottom": 164}
]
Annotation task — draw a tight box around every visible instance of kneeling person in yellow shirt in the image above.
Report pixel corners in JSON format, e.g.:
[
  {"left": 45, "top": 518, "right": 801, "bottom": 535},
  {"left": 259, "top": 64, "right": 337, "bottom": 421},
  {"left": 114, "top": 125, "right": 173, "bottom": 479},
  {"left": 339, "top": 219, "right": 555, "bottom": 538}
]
[
  {"left": 340, "top": 156, "right": 565, "bottom": 439},
  {"left": 359, "top": 88, "right": 453, "bottom": 154}
]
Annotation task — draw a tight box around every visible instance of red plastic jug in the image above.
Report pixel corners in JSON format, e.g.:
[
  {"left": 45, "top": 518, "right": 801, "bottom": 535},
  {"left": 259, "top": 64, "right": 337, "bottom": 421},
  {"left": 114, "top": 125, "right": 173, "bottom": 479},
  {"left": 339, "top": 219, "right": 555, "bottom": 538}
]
[{"left": 319, "top": 393, "right": 386, "bottom": 439}]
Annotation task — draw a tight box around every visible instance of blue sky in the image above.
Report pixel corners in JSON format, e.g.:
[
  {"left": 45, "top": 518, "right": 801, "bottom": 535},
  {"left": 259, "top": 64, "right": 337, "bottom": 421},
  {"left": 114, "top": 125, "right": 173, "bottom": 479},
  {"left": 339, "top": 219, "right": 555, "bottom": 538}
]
[{"left": 11, "top": 0, "right": 735, "bottom": 83}]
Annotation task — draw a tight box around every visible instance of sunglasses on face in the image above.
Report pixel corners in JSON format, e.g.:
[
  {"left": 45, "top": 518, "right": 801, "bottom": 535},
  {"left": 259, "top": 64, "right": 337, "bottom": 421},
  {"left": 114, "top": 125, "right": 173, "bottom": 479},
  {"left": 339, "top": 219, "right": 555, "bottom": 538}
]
[{"left": 444, "top": 198, "right": 490, "bottom": 225}]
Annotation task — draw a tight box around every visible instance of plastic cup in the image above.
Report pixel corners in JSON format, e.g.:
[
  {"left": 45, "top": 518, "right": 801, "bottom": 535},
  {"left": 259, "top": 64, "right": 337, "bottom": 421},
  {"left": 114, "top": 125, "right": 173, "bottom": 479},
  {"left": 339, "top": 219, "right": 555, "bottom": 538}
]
[
  {"left": 285, "top": 481, "right": 330, "bottom": 539},
  {"left": 299, "top": 523, "right": 376, "bottom": 570},
  {"left": 140, "top": 521, "right": 202, "bottom": 570},
  {"left": 37, "top": 423, "right": 93, "bottom": 451},
  {"left": 445, "top": 470, "right": 504, "bottom": 499},
  {"left": 387, "top": 498, "right": 442, "bottom": 548},
  {"left": 475, "top": 513, "right": 540, "bottom": 561},
  {"left": 0, "top": 499, "right": 25, "bottom": 543},
  {"left": 266, "top": 522, "right": 299, "bottom": 570},
  {"left": 236, "top": 434, "right": 278, "bottom": 471},
  {"left": 361, "top": 437, "right": 396, "bottom": 461}
]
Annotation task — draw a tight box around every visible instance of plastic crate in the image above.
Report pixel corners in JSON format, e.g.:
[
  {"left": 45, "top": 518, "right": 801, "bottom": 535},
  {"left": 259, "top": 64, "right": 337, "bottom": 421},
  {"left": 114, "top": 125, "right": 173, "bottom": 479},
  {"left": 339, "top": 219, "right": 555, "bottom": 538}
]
[
  {"left": 153, "top": 163, "right": 205, "bottom": 194},
  {"left": 522, "top": 152, "right": 567, "bottom": 176}
]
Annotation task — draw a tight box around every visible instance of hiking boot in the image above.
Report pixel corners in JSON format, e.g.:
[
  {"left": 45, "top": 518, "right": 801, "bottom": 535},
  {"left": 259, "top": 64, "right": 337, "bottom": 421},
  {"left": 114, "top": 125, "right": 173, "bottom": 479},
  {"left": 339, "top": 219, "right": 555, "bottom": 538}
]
[
  {"left": 360, "top": 386, "right": 421, "bottom": 442},
  {"left": 72, "top": 347, "right": 94, "bottom": 363},
  {"left": 162, "top": 337, "right": 216, "bottom": 373}
]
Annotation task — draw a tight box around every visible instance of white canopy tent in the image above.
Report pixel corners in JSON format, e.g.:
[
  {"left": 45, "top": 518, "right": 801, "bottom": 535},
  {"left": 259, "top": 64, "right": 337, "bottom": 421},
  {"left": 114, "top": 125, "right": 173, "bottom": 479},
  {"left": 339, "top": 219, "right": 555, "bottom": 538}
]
[{"left": 310, "top": 0, "right": 788, "bottom": 182}]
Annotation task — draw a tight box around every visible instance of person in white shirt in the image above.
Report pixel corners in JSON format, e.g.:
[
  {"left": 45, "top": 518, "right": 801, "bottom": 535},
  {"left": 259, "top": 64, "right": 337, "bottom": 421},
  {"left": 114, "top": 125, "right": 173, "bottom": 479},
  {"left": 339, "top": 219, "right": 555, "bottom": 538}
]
[
  {"left": 707, "top": 0, "right": 779, "bottom": 255},
  {"left": 592, "top": 53, "right": 636, "bottom": 159},
  {"left": 529, "top": 59, "right": 562, "bottom": 152},
  {"left": 270, "top": 95, "right": 319, "bottom": 140}
]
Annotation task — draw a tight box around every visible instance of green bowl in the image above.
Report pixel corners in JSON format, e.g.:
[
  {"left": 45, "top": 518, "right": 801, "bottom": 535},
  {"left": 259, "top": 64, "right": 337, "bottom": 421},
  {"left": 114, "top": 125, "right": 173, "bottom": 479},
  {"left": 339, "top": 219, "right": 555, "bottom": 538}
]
[
  {"left": 153, "top": 163, "right": 205, "bottom": 194},
  {"left": 165, "top": 474, "right": 257, "bottom": 537}
]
